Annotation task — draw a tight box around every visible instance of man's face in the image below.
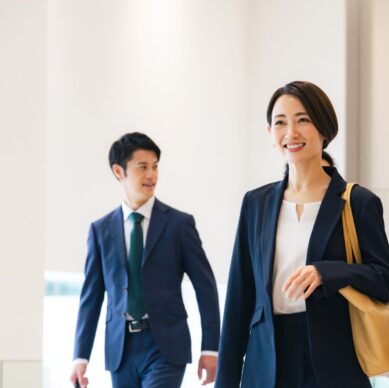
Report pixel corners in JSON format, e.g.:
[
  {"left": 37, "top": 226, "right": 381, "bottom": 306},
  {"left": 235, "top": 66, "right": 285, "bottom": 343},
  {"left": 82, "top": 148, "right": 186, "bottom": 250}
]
[{"left": 113, "top": 149, "right": 159, "bottom": 209}]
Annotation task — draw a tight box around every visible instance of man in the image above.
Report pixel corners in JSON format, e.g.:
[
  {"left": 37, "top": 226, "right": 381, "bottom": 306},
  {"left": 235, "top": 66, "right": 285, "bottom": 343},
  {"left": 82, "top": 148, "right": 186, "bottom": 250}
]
[{"left": 70, "top": 133, "right": 220, "bottom": 388}]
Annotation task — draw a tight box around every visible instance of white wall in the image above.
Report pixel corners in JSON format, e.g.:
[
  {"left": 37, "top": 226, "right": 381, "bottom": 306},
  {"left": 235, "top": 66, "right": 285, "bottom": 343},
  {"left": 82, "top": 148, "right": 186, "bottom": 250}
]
[
  {"left": 46, "top": 0, "right": 353, "bottom": 283},
  {"left": 0, "top": 0, "right": 46, "bottom": 384},
  {"left": 46, "top": 0, "right": 249, "bottom": 281},
  {"left": 247, "top": 0, "right": 347, "bottom": 188}
]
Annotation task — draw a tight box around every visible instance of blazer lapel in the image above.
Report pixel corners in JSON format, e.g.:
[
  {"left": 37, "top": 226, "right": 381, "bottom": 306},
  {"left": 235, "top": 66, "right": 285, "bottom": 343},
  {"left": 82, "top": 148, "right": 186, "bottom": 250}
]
[
  {"left": 307, "top": 168, "right": 347, "bottom": 263},
  {"left": 109, "top": 206, "right": 127, "bottom": 268},
  {"left": 260, "top": 177, "right": 288, "bottom": 294},
  {"left": 143, "top": 199, "right": 170, "bottom": 265}
]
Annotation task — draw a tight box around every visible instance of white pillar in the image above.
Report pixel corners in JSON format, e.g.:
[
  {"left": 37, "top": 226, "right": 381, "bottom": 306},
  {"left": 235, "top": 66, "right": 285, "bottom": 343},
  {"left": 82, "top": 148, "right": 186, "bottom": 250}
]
[
  {"left": 358, "top": 0, "right": 389, "bottom": 229},
  {"left": 0, "top": 0, "right": 46, "bottom": 386}
]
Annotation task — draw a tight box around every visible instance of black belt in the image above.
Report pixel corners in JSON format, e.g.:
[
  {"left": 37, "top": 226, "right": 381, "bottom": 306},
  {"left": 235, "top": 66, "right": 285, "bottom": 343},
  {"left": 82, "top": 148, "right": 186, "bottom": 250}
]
[{"left": 128, "top": 319, "right": 150, "bottom": 333}]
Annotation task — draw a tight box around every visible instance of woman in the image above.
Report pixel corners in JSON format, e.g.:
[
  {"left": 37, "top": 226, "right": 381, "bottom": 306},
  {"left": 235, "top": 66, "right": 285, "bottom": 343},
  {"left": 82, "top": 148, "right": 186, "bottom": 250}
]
[{"left": 215, "top": 81, "right": 389, "bottom": 388}]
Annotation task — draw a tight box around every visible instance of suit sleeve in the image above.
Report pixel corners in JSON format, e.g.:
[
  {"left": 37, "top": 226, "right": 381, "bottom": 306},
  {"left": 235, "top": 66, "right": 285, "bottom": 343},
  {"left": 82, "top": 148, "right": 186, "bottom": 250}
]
[
  {"left": 181, "top": 215, "right": 220, "bottom": 352},
  {"left": 73, "top": 223, "right": 105, "bottom": 360},
  {"left": 315, "top": 191, "right": 389, "bottom": 302},
  {"left": 215, "top": 194, "right": 256, "bottom": 388}
]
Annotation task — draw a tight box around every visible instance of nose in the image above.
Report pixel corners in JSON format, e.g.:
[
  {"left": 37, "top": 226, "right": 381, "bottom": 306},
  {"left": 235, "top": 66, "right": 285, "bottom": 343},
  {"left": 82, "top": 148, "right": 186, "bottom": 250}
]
[
  {"left": 146, "top": 168, "right": 157, "bottom": 180},
  {"left": 286, "top": 122, "right": 298, "bottom": 138}
]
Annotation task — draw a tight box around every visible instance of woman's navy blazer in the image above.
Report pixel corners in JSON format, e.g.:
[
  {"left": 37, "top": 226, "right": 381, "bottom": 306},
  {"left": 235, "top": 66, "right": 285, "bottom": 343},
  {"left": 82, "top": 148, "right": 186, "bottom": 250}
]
[{"left": 216, "top": 167, "right": 389, "bottom": 388}]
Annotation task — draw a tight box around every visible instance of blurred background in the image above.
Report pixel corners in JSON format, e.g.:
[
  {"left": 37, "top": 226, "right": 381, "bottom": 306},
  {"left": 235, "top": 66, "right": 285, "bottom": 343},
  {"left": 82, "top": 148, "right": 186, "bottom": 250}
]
[{"left": 1, "top": 0, "right": 389, "bottom": 386}]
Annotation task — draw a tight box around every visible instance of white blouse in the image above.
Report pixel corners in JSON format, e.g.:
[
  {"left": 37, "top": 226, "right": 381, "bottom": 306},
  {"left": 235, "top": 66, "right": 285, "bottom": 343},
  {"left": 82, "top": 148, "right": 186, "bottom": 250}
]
[{"left": 272, "top": 200, "right": 321, "bottom": 314}]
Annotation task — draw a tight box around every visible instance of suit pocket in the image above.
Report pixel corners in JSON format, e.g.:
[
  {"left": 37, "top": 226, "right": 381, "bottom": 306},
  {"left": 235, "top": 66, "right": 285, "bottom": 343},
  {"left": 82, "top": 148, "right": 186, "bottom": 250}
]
[{"left": 249, "top": 306, "right": 264, "bottom": 330}]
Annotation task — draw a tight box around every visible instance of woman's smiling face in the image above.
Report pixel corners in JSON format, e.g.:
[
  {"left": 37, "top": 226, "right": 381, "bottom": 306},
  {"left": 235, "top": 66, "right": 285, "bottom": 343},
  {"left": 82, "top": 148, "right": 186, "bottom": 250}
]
[{"left": 268, "top": 94, "right": 324, "bottom": 166}]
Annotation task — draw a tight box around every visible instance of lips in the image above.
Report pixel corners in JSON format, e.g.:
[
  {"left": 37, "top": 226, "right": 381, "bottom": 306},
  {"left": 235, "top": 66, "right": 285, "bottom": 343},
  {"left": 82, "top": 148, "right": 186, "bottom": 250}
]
[{"left": 284, "top": 143, "right": 305, "bottom": 152}]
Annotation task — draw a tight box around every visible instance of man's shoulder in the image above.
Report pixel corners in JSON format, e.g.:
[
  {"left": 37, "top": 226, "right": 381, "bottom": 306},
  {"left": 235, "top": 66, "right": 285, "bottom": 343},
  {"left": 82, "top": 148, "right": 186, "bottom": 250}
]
[
  {"left": 91, "top": 206, "right": 122, "bottom": 228},
  {"left": 153, "top": 199, "right": 192, "bottom": 220}
]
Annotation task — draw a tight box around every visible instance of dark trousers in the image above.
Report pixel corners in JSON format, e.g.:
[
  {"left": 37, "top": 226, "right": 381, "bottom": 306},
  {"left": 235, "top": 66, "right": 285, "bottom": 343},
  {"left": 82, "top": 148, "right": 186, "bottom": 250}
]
[
  {"left": 111, "top": 328, "right": 186, "bottom": 388},
  {"left": 274, "top": 312, "right": 320, "bottom": 388}
]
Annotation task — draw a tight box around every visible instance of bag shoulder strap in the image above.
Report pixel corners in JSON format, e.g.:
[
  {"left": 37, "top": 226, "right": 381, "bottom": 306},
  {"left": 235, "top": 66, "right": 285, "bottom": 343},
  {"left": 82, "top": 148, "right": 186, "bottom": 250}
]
[{"left": 341, "top": 182, "right": 362, "bottom": 264}]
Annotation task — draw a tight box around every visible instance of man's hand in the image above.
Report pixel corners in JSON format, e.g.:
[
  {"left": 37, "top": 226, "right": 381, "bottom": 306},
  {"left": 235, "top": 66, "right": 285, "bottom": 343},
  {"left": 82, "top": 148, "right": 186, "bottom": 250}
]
[
  {"left": 70, "top": 363, "right": 89, "bottom": 388},
  {"left": 282, "top": 265, "right": 322, "bottom": 301},
  {"left": 197, "top": 355, "right": 217, "bottom": 385}
]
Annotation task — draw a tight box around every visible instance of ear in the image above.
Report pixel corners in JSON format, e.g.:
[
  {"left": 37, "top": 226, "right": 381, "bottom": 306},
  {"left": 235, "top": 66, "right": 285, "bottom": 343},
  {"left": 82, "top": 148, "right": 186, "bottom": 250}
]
[
  {"left": 112, "top": 164, "right": 125, "bottom": 181},
  {"left": 267, "top": 126, "right": 272, "bottom": 134}
]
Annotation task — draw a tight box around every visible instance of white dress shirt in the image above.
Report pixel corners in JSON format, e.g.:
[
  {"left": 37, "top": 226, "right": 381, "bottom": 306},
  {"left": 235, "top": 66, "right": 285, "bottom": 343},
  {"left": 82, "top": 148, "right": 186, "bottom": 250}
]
[
  {"left": 272, "top": 200, "right": 321, "bottom": 314},
  {"left": 121, "top": 196, "right": 155, "bottom": 252}
]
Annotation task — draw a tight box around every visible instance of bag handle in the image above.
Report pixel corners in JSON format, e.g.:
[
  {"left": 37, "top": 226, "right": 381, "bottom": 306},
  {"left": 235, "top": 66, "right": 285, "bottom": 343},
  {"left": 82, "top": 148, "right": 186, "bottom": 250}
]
[{"left": 341, "top": 183, "right": 362, "bottom": 264}]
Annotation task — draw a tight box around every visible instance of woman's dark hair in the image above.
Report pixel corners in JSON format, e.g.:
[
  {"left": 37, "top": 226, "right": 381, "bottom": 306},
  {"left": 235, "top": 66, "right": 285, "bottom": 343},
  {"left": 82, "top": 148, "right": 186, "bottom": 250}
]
[
  {"left": 321, "top": 150, "right": 334, "bottom": 167},
  {"left": 108, "top": 132, "right": 161, "bottom": 170},
  {"left": 266, "top": 81, "right": 338, "bottom": 149}
]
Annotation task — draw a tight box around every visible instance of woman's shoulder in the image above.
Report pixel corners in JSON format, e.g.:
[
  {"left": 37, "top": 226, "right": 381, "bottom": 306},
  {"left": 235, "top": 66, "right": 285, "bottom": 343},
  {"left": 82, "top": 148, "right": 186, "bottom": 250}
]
[
  {"left": 351, "top": 184, "right": 379, "bottom": 203},
  {"left": 244, "top": 180, "right": 282, "bottom": 202},
  {"left": 350, "top": 184, "right": 383, "bottom": 213}
]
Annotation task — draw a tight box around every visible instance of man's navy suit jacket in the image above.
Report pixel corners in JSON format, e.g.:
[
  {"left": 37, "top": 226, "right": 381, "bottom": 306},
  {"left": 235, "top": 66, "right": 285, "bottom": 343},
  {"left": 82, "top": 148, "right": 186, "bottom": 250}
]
[
  {"left": 216, "top": 167, "right": 389, "bottom": 388},
  {"left": 73, "top": 198, "right": 220, "bottom": 371}
]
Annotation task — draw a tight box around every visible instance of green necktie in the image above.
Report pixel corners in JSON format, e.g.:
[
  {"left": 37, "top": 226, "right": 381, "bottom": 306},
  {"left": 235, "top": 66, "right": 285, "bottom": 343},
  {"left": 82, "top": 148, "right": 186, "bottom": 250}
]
[{"left": 126, "top": 212, "right": 146, "bottom": 320}]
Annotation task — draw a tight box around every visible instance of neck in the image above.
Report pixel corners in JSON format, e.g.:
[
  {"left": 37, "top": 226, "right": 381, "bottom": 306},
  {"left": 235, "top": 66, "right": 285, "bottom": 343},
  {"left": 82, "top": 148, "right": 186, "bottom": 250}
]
[
  {"left": 124, "top": 196, "right": 149, "bottom": 211},
  {"left": 287, "top": 161, "right": 330, "bottom": 193}
]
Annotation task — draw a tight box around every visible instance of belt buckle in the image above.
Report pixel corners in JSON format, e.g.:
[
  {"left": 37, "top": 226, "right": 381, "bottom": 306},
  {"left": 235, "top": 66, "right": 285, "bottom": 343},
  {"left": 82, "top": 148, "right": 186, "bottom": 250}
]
[{"left": 129, "top": 320, "right": 142, "bottom": 333}]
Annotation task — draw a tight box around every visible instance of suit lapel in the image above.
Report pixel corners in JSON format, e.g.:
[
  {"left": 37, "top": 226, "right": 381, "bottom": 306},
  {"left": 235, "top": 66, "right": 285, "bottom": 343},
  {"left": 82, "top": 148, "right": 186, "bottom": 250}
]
[
  {"left": 260, "top": 178, "right": 287, "bottom": 294},
  {"left": 143, "top": 199, "right": 170, "bottom": 265},
  {"left": 307, "top": 168, "right": 346, "bottom": 262},
  {"left": 109, "top": 206, "right": 127, "bottom": 268}
]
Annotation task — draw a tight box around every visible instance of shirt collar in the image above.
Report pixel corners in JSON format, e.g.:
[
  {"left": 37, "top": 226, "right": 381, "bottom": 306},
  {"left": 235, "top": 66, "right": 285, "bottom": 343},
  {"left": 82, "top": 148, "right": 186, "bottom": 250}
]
[{"left": 121, "top": 196, "right": 155, "bottom": 222}]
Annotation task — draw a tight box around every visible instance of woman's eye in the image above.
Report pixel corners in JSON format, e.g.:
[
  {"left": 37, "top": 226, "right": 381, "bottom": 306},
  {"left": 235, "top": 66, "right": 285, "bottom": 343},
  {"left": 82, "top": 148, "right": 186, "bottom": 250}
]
[
  {"left": 299, "top": 117, "right": 311, "bottom": 123},
  {"left": 274, "top": 120, "right": 285, "bottom": 126}
]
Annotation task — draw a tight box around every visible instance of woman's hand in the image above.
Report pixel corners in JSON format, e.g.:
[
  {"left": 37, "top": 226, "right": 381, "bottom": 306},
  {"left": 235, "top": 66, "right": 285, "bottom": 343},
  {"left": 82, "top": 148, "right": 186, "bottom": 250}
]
[{"left": 282, "top": 265, "right": 322, "bottom": 301}]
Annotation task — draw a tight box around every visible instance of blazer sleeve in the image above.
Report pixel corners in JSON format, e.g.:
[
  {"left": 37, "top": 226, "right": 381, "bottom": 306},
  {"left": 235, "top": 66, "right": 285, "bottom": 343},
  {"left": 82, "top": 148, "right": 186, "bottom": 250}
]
[
  {"left": 73, "top": 223, "right": 105, "bottom": 360},
  {"left": 315, "top": 189, "right": 389, "bottom": 302},
  {"left": 181, "top": 215, "right": 220, "bottom": 352},
  {"left": 215, "top": 194, "right": 256, "bottom": 388}
]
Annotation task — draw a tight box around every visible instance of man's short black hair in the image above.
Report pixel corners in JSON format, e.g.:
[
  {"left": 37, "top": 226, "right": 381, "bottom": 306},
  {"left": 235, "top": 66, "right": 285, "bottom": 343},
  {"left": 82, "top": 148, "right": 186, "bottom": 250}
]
[{"left": 108, "top": 132, "right": 161, "bottom": 170}]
